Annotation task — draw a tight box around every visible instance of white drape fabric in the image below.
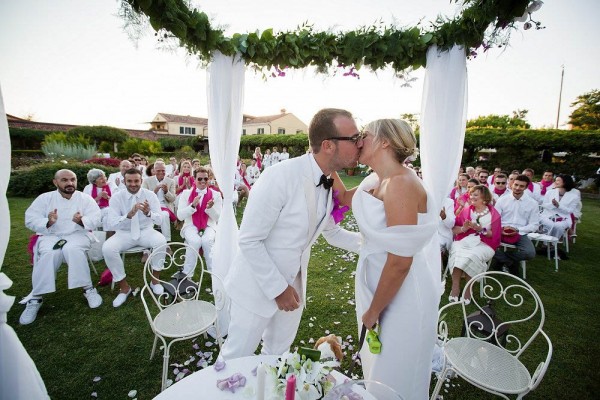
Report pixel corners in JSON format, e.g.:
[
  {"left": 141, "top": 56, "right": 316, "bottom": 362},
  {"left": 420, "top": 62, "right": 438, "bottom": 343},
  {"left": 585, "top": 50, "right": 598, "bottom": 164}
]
[
  {"left": 419, "top": 45, "right": 468, "bottom": 287},
  {"left": 0, "top": 85, "right": 50, "bottom": 399},
  {"left": 420, "top": 45, "right": 468, "bottom": 211},
  {"left": 207, "top": 52, "right": 245, "bottom": 335}
]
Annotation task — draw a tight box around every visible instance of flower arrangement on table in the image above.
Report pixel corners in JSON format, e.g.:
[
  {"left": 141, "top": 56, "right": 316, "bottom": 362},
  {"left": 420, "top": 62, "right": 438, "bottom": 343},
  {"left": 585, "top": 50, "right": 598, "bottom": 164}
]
[{"left": 265, "top": 350, "right": 340, "bottom": 400}]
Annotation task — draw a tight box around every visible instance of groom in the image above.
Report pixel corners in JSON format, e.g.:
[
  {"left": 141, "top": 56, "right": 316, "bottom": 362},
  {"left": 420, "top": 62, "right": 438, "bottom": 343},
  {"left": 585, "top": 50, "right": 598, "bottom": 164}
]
[{"left": 220, "top": 108, "right": 362, "bottom": 359}]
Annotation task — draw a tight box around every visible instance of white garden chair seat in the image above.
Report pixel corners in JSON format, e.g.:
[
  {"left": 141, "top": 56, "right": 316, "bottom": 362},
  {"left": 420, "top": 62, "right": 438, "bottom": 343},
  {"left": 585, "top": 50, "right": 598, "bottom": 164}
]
[
  {"left": 526, "top": 233, "right": 559, "bottom": 272},
  {"left": 431, "top": 271, "right": 552, "bottom": 400},
  {"left": 153, "top": 300, "right": 216, "bottom": 338},
  {"left": 141, "top": 242, "right": 225, "bottom": 392},
  {"left": 444, "top": 337, "right": 531, "bottom": 394}
]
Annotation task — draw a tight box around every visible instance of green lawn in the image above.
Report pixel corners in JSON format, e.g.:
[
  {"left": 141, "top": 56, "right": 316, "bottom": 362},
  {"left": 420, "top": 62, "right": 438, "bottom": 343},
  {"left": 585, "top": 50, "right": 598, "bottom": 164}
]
[{"left": 2, "top": 179, "right": 599, "bottom": 399}]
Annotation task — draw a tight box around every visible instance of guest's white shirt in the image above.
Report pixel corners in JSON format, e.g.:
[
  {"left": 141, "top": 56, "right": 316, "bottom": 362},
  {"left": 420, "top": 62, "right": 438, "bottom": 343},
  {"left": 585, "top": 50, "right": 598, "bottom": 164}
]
[
  {"left": 263, "top": 154, "right": 272, "bottom": 168},
  {"left": 25, "top": 190, "right": 101, "bottom": 235},
  {"left": 572, "top": 188, "right": 582, "bottom": 219},
  {"left": 107, "top": 188, "right": 163, "bottom": 231},
  {"left": 107, "top": 172, "right": 127, "bottom": 193},
  {"left": 524, "top": 182, "right": 543, "bottom": 203},
  {"left": 246, "top": 165, "right": 261, "bottom": 185},
  {"left": 165, "top": 163, "right": 178, "bottom": 178},
  {"left": 540, "top": 188, "right": 579, "bottom": 220},
  {"left": 494, "top": 193, "right": 540, "bottom": 234},
  {"left": 492, "top": 189, "right": 511, "bottom": 202},
  {"left": 271, "top": 151, "right": 280, "bottom": 164},
  {"left": 279, "top": 152, "right": 290, "bottom": 162}
]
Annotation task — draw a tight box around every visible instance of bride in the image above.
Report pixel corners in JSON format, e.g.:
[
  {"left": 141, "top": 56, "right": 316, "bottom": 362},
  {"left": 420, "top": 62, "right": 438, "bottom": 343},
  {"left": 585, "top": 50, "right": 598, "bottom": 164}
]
[{"left": 334, "top": 119, "right": 440, "bottom": 399}]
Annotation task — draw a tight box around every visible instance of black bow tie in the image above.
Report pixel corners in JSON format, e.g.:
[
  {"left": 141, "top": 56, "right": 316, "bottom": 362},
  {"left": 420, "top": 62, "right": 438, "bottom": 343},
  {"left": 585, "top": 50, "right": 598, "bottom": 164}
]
[{"left": 317, "top": 174, "right": 334, "bottom": 190}]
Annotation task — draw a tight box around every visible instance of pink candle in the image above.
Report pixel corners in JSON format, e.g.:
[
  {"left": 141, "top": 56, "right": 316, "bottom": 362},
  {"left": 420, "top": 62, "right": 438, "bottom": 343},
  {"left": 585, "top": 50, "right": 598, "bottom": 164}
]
[{"left": 285, "top": 374, "right": 296, "bottom": 400}]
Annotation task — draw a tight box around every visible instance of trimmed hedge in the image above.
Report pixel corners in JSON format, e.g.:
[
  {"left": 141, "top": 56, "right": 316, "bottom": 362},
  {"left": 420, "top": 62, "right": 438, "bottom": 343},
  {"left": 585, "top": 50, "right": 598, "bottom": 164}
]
[
  {"left": 9, "top": 128, "right": 54, "bottom": 150},
  {"left": 8, "top": 162, "right": 119, "bottom": 197}
]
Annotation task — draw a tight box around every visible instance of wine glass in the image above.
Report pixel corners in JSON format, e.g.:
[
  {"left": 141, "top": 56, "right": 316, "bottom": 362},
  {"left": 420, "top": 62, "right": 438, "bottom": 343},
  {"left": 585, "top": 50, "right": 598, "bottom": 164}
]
[{"left": 323, "top": 379, "right": 404, "bottom": 399}]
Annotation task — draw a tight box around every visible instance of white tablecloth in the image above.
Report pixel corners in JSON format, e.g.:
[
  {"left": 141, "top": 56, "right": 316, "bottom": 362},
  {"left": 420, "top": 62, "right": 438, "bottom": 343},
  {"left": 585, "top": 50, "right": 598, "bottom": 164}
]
[{"left": 153, "top": 355, "right": 370, "bottom": 400}]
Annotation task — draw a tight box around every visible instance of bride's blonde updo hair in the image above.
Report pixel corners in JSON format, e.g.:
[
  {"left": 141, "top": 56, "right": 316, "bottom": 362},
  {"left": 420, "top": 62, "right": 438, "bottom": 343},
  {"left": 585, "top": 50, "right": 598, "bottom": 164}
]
[{"left": 365, "top": 119, "right": 419, "bottom": 162}]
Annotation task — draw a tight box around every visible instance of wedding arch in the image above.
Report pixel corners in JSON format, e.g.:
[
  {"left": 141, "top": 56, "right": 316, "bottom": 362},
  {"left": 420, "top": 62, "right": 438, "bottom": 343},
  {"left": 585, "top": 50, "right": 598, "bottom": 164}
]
[{"left": 118, "top": 0, "right": 544, "bottom": 332}]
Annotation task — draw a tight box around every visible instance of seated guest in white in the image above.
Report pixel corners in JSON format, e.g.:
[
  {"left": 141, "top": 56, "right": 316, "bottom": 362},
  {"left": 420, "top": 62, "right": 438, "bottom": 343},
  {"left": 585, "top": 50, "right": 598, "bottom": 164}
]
[
  {"left": 271, "top": 146, "right": 281, "bottom": 164},
  {"left": 262, "top": 149, "right": 273, "bottom": 169},
  {"left": 507, "top": 172, "right": 519, "bottom": 191},
  {"left": 177, "top": 167, "right": 222, "bottom": 274},
  {"left": 449, "top": 173, "right": 469, "bottom": 207},
  {"left": 448, "top": 185, "right": 501, "bottom": 304},
  {"left": 477, "top": 169, "right": 490, "bottom": 187},
  {"left": 522, "top": 168, "right": 543, "bottom": 203},
  {"left": 486, "top": 166, "right": 502, "bottom": 186},
  {"left": 540, "top": 174, "right": 579, "bottom": 239},
  {"left": 83, "top": 168, "right": 115, "bottom": 235},
  {"left": 234, "top": 167, "right": 250, "bottom": 205},
  {"left": 103, "top": 168, "right": 166, "bottom": 307},
  {"left": 142, "top": 160, "right": 177, "bottom": 248},
  {"left": 492, "top": 175, "right": 539, "bottom": 275},
  {"left": 108, "top": 160, "right": 132, "bottom": 193},
  {"left": 491, "top": 173, "right": 511, "bottom": 202},
  {"left": 279, "top": 147, "right": 290, "bottom": 162},
  {"left": 21, "top": 169, "right": 103, "bottom": 325},
  {"left": 465, "top": 166, "right": 475, "bottom": 179},
  {"left": 538, "top": 169, "right": 555, "bottom": 196},
  {"left": 245, "top": 159, "right": 261, "bottom": 186},
  {"left": 438, "top": 197, "right": 456, "bottom": 253},
  {"left": 165, "top": 157, "right": 178, "bottom": 178}
]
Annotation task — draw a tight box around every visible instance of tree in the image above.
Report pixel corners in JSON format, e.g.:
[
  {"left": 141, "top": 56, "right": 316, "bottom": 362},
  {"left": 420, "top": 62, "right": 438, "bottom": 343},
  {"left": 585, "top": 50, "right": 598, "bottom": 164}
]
[
  {"left": 400, "top": 113, "right": 420, "bottom": 134},
  {"left": 467, "top": 110, "right": 530, "bottom": 129},
  {"left": 569, "top": 89, "right": 600, "bottom": 130}
]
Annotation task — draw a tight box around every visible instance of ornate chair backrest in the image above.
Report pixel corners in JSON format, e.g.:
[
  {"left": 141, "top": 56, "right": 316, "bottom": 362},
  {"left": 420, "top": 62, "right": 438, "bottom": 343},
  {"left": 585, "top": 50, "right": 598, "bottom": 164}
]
[
  {"left": 462, "top": 271, "right": 545, "bottom": 358},
  {"left": 142, "top": 242, "right": 208, "bottom": 311}
]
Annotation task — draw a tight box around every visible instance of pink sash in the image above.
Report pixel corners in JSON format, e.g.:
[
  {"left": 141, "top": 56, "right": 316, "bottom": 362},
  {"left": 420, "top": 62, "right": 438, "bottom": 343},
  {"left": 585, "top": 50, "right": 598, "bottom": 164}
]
[
  {"left": 527, "top": 182, "right": 534, "bottom": 192},
  {"left": 161, "top": 207, "right": 177, "bottom": 222},
  {"left": 177, "top": 173, "right": 193, "bottom": 194},
  {"left": 91, "top": 184, "right": 111, "bottom": 208},
  {"left": 454, "top": 204, "right": 502, "bottom": 251},
  {"left": 27, "top": 234, "right": 40, "bottom": 265},
  {"left": 494, "top": 187, "right": 507, "bottom": 197},
  {"left": 540, "top": 180, "right": 553, "bottom": 195},
  {"left": 189, "top": 189, "right": 213, "bottom": 230}
]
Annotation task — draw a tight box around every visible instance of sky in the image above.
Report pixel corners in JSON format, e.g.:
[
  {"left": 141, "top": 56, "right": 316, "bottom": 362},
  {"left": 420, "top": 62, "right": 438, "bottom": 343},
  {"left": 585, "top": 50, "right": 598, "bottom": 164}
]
[{"left": 1, "top": 0, "right": 599, "bottom": 131}]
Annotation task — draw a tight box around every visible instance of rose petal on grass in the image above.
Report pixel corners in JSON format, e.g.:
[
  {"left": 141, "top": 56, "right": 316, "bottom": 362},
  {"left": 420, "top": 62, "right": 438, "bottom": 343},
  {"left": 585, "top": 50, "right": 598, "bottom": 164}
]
[
  {"left": 128, "top": 390, "right": 137, "bottom": 398},
  {"left": 92, "top": 376, "right": 101, "bottom": 383}
]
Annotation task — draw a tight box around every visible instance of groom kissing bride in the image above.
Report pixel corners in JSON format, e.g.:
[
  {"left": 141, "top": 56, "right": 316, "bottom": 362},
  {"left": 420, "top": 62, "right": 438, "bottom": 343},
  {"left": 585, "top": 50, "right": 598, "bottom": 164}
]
[{"left": 221, "top": 109, "right": 439, "bottom": 400}]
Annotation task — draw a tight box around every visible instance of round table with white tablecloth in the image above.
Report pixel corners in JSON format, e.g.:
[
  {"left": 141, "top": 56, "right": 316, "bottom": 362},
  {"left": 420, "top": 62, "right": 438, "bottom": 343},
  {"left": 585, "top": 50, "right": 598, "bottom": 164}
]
[{"left": 153, "top": 354, "right": 385, "bottom": 400}]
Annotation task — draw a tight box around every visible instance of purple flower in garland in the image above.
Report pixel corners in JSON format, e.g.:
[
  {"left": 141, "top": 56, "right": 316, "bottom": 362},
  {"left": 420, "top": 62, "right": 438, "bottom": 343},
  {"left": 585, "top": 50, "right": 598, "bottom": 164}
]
[{"left": 331, "top": 190, "right": 350, "bottom": 224}]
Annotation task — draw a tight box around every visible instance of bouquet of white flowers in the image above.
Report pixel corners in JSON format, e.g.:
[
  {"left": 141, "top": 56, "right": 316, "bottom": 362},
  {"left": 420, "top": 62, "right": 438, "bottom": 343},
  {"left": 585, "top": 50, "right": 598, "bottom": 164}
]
[{"left": 264, "top": 351, "right": 340, "bottom": 400}]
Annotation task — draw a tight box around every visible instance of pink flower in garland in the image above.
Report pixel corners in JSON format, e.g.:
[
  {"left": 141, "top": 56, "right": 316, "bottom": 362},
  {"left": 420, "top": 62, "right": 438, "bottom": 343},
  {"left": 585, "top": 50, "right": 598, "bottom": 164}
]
[{"left": 331, "top": 190, "right": 350, "bottom": 224}]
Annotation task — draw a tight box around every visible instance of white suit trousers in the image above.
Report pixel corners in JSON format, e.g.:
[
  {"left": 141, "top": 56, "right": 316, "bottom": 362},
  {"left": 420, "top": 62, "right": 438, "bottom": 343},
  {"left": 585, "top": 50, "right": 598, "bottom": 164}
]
[
  {"left": 159, "top": 209, "right": 172, "bottom": 241},
  {"left": 31, "top": 233, "right": 92, "bottom": 296},
  {"left": 102, "top": 228, "right": 166, "bottom": 282},
  {"left": 181, "top": 226, "right": 216, "bottom": 274},
  {"left": 220, "top": 274, "right": 303, "bottom": 360}
]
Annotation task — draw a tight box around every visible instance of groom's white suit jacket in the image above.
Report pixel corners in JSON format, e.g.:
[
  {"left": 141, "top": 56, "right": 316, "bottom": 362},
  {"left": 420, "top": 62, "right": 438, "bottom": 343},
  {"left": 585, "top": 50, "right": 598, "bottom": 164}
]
[{"left": 225, "top": 154, "right": 361, "bottom": 318}]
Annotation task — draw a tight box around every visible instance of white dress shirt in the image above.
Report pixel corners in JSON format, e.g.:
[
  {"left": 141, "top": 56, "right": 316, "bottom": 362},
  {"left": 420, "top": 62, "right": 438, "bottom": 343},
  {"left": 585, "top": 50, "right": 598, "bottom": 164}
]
[
  {"left": 494, "top": 193, "right": 540, "bottom": 234},
  {"left": 107, "top": 188, "right": 163, "bottom": 231},
  {"left": 25, "top": 190, "right": 101, "bottom": 235}
]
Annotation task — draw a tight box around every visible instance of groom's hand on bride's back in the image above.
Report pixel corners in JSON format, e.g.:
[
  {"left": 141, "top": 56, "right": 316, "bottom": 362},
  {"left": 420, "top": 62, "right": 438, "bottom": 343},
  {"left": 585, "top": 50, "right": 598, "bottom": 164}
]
[{"left": 275, "top": 285, "right": 300, "bottom": 311}]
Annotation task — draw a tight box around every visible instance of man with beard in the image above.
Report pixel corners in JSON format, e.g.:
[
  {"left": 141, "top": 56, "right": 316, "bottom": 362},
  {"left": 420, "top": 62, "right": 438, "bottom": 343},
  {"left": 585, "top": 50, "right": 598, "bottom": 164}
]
[
  {"left": 103, "top": 168, "right": 166, "bottom": 308},
  {"left": 21, "top": 169, "right": 103, "bottom": 325},
  {"left": 493, "top": 174, "right": 540, "bottom": 275},
  {"left": 220, "top": 108, "right": 361, "bottom": 359}
]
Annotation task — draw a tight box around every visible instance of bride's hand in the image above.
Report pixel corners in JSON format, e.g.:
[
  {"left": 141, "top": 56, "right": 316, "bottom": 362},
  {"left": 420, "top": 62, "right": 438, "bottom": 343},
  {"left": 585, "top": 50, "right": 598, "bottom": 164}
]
[{"left": 362, "top": 309, "right": 379, "bottom": 330}]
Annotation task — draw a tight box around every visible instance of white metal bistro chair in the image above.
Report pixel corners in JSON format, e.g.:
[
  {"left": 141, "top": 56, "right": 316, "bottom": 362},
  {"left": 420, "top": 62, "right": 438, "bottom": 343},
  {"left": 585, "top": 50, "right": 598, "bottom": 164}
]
[
  {"left": 140, "top": 242, "right": 225, "bottom": 392},
  {"left": 526, "top": 232, "right": 560, "bottom": 272},
  {"left": 431, "top": 271, "right": 552, "bottom": 400}
]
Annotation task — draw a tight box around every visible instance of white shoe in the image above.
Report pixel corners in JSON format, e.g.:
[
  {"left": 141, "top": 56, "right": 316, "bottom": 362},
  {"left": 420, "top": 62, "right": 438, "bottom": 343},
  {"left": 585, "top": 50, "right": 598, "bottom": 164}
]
[
  {"left": 112, "top": 288, "right": 132, "bottom": 308},
  {"left": 84, "top": 287, "right": 103, "bottom": 309},
  {"left": 20, "top": 299, "right": 43, "bottom": 325},
  {"left": 150, "top": 282, "right": 165, "bottom": 296}
]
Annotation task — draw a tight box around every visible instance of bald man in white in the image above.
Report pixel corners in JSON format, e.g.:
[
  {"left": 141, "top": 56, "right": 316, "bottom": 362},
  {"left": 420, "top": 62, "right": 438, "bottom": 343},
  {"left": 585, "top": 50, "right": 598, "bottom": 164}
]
[{"left": 21, "top": 169, "right": 103, "bottom": 325}]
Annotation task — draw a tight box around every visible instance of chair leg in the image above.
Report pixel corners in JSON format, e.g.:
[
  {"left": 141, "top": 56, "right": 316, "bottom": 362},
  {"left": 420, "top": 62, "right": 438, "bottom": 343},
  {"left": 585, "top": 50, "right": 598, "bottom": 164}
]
[
  {"left": 430, "top": 366, "right": 448, "bottom": 400},
  {"left": 553, "top": 243, "right": 559, "bottom": 272},
  {"left": 87, "top": 253, "right": 98, "bottom": 275},
  {"left": 161, "top": 342, "right": 172, "bottom": 392},
  {"left": 150, "top": 335, "right": 158, "bottom": 360},
  {"left": 521, "top": 261, "right": 527, "bottom": 280}
]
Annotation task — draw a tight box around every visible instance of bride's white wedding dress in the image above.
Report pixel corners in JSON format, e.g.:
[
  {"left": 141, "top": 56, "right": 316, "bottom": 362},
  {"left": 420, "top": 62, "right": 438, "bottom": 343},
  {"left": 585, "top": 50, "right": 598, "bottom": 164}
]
[{"left": 353, "top": 173, "right": 441, "bottom": 400}]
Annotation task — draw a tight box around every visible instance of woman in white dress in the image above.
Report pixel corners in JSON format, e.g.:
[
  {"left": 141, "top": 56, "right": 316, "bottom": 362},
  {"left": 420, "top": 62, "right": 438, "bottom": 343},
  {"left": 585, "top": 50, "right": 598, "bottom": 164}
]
[
  {"left": 540, "top": 174, "right": 579, "bottom": 239},
  {"left": 333, "top": 119, "right": 440, "bottom": 400}
]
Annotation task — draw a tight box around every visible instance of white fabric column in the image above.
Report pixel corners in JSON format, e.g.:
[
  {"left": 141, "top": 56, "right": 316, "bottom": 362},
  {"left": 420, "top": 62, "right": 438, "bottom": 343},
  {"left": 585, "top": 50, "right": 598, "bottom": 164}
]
[
  {"left": 419, "top": 45, "right": 468, "bottom": 288},
  {"left": 207, "top": 52, "right": 245, "bottom": 335},
  {"left": 0, "top": 85, "right": 49, "bottom": 398}
]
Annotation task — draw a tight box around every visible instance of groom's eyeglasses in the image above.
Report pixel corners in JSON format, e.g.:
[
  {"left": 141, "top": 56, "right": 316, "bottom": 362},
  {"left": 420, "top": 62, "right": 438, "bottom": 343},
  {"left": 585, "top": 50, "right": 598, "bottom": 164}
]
[
  {"left": 196, "top": 177, "right": 209, "bottom": 182},
  {"left": 324, "top": 132, "right": 364, "bottom": 144}
]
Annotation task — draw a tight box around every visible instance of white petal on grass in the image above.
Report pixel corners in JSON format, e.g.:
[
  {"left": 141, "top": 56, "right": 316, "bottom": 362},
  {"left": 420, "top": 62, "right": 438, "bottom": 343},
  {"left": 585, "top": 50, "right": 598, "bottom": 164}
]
[
  {"left": 128, "top": 390, "right": 137, "bottom": 398},
  {"left": 91, "top": 392, "right": 98, "bottom": 398},
  {"left": 92, "top": 376, "right": 101, "bottom": 383}
]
